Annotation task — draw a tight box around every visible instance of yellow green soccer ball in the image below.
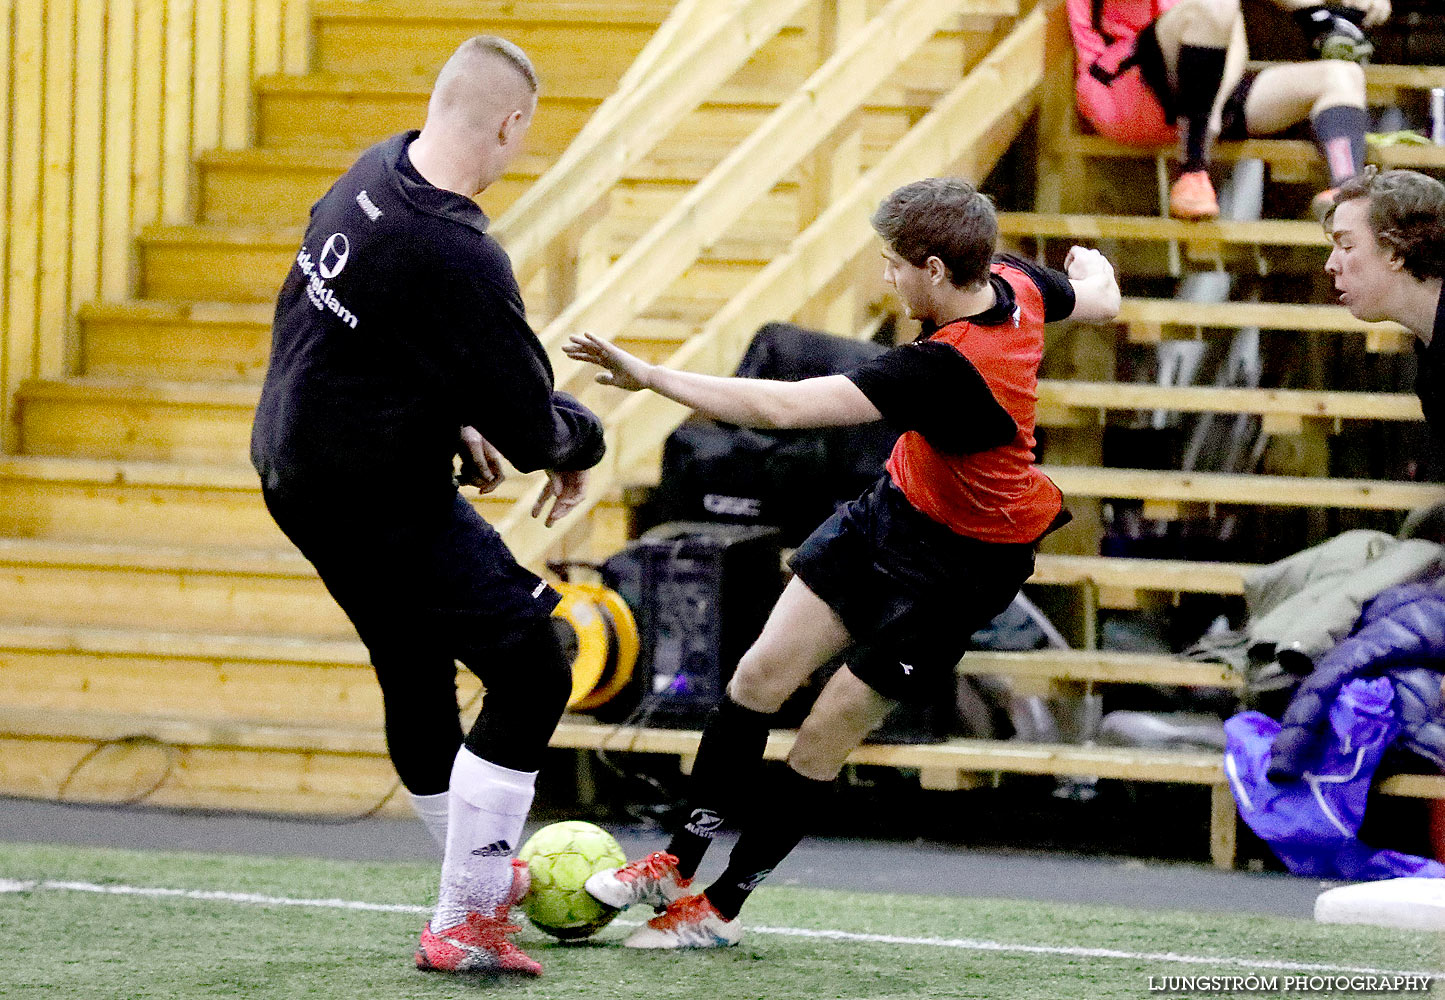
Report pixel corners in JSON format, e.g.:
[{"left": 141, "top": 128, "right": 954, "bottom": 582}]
[{"left": 518, "top": 820, "right": 626, "bottom": 940}]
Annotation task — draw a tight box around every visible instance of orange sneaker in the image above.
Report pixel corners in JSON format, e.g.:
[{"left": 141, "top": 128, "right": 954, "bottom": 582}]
[
  {"left": 584, "top": 851, "right": 692, "bottom": 911},
  {"left": 623, "top": 893, "right": 743, "bottom": 949},
  {"left": 1169, "top": 170, "right": 1219, "bottom": 221},
  {"left": 416, "top": 859, "right": 539, "bottom": 975},
  {"left": 415, "top": 909, "right": 542, "bottom": 975}
]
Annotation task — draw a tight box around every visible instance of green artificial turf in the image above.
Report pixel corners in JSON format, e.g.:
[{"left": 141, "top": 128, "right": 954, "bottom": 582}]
[{"left": 1, "top": 842, "right": 1441, "bottom": 1000}]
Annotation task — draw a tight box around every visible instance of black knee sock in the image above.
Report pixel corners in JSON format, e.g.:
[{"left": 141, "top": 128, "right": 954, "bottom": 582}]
[
  {"left": 703, "top": 766, "right": 834, "bottom": 920},
  {"left": 665, "top": 694, "right": 775, "bottom": 880},
  {"left": 1311, "top": 104, "right": 1368, "bottom": 186},
  {"left": 1174, "top": 44, "right": 1227, "bottom": 172}
]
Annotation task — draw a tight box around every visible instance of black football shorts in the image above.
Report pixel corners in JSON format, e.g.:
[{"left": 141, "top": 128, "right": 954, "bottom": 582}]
[
  {"left": 262, "top": 487, "right": 560, "bottom": 662},
  {"left": 788, "top": 476, "right": 1037, "bottom": 703}
]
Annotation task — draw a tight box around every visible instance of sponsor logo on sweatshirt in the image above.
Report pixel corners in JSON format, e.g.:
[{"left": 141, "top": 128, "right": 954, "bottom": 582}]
[
  {"left": 355, "top": 189, "right": 383, "bottom": 221},
  {"left": 295, "top": 233, "right": 359, "bottom": 330}
]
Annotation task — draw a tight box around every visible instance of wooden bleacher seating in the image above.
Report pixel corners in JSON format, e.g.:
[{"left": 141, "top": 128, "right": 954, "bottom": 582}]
[
  {"left": 5, "top": 700, "right": 1440, "bottom": 870},
  {"left": 5, "top": 0, "right": 1445, "bottom": 869},
  {"left": 11, "top": 375, "right": 1420, "bottom": 469}
]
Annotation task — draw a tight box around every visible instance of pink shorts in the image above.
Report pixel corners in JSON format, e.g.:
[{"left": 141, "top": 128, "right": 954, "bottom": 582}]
[{"left": 1075, "top": 63, "right": 1177, "bottom": 146}]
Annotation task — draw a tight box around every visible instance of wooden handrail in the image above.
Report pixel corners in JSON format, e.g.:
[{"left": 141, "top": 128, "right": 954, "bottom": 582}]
[
  {"left": 499, "top": 3, "right": 1050, "bottom": 569},
  {"left": 535, "top": 0, "right": 1021, "bottom": 386},
  {"left": 489, "top": 0, "right": 811, "bottom": 286}
]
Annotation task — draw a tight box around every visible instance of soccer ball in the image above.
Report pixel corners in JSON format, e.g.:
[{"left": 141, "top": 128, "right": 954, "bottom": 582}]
[{"left": 517, "top": 820, "right": 626, "bottom": 940}]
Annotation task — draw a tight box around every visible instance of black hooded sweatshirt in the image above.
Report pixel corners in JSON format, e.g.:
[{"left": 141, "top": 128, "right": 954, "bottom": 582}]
[{"left": 252, "top": 130, "right": 604, "bottom": 504}]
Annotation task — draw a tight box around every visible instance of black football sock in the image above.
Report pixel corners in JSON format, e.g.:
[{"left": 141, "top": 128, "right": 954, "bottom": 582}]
[
  {"left": 1174, "top": 44, "right": 1227, "bottom": 172},
  {"left": 665, "top": 693, "right": 776, "bottom": 880},
  {"left": 1310, "top": 104, "right": 1368, "bottom": 186},
  {"left": 702, "top": 766, "right": 833, "bottom": 921}
]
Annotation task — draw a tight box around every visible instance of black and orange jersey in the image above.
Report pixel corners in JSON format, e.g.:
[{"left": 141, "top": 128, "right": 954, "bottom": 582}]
[{"left": 845, "top": 255, "right": 1072, "bottom": 543}]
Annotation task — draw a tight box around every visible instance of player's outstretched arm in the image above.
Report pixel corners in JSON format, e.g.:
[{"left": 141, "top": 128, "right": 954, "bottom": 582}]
[
  {"left": 1064, "top": 246, "right": 1122, "bottom": 322},
  {"left": 564, "top": 331, "right": 882, "bottom": 430}
]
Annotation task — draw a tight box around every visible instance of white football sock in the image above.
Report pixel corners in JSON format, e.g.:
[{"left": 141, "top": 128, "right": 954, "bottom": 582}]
[
  {"left": 406, "top": 789, "right": 449, "bottom": 855},
  {"left": 431, "top": 749, "right": 537, "bottom": 930}
]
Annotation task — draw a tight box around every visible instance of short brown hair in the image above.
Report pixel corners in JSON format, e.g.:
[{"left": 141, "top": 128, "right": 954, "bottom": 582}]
[
  {"left": 870, "top": 178, "right": 997, "bottom": 288},
  {"left": 1328, "top": 166, "right": 1445, "bottom": 281}
]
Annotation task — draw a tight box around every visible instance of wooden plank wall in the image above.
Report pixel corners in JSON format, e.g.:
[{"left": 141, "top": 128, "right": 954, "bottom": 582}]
[{"left": 0, "top": 0, "right": 310, "bottom": 452}]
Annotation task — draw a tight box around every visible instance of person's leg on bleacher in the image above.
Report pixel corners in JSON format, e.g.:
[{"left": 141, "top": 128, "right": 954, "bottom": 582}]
[
  {"left": 1235, "top": 58, "right": 1368, "bottom": 215},
  {"left": 1151, "top": 0, "right": 1245, "bottom": 219}
]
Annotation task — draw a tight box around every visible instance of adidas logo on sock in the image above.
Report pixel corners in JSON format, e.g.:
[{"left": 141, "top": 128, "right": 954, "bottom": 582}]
[{"left": 470, "top": 840, "right": 514, "bottom": 857}]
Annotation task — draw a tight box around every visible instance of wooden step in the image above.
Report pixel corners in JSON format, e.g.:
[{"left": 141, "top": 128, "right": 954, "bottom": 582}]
[
  {"left": 78, "top": 301, "right": 275, "bottom": 381},
  {"left": 197, "top": 148, "right": 796, "bottom": 256},
  {"left": 0, "top": 535, "right": 1256, "bottom": 643},
  {"left": 136, "top": 222, "right": 780, "bottom": 304},
  {"left": 196, "top": 148, "right": 386, "bottom": 228},
  {"left": 136, "top": 226, "right": 301, "bottom": 303},
  {"left": 0, "top": 703, "right": 1238, "bottom": 860},
  {"left": 252, "top": 75, "right": 591, "bottom": 158},
  {"left": 18, "top": 378, "right": 260, "bottom": 464},
  {"left": 0, "top": 623, "right": 380, "bottom": 724},
  {"left": 961, "top": 648, "right": 1240, "bottom": 688},
  {"left": 77, "top": 300, "right": 692, "bottom": 383},
  {"left": 309, "top": 0, "right": 673, "bottom": 78},
  {"left": 1060, "top": 134, "right": 1445, "bottom": 175},
  {"left": 22, "top": 374, "right": 1421, "bottom": 465},
  {"left": 5, "top": 698, "right": 1435, "bottom": 864},
  {"left": 998, "top": 212, "right": 1330, "bottom": 248},
  {"left": 0, "top": 705, "right": 408, "bottom": 817},
  {"left": 1114, "top": 297, "right": 1411, "bottom": 352},
  {"left": 0, "top": 454, "right": 540, "bottom": 547},
  {"left": 305, "top": 1, "right": 992, "bottom": 95},
  {"left": 1032, "top": 553, "right": 1249, "bottom": 606},
  {"left": 1043, "top": 464, "right": 1440, "bottom": 517},
  {"left": 196, "top": 148, "right": 737, "bottom": 227},
  {"left": 1036, "top": 380, "right": 1422, "bottom": 432},
  {"left": 0, "top": 539, "right": 348, "bottom": 638},
  {"left": 0, "top": 455, "right": 284, "bottom": 547},
  {"left": 0, "top": 623, "right": 1234, "bottom": 736},
  {"left": 252, "top": 72, "right": 929, "bottom": 160},
  {"left": 0, "top": 704, "right": 1230, "bottom": 810}
]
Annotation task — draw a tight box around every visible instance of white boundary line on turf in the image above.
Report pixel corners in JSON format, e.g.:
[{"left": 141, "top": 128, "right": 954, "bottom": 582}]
[
  {"left": 4, "top": 877, "right": 1440, "bottom": 980},
  {"left": 2, "top": 879, "right": 431, "bottom": 915}
]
